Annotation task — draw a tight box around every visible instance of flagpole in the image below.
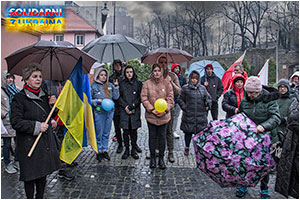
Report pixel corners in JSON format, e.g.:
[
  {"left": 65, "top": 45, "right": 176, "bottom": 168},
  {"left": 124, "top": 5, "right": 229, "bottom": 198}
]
[
  {"left": 27, "top": 105, "right": 57, "bottom": 157},
  {"left": 276, "top": 30, "right": 279, "bottom": 83}
]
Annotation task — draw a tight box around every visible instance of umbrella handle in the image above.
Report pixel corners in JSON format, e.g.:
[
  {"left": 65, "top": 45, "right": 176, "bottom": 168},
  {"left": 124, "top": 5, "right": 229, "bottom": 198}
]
[{"left": 27, "top": 105, "right": 57, "bottom": 157}]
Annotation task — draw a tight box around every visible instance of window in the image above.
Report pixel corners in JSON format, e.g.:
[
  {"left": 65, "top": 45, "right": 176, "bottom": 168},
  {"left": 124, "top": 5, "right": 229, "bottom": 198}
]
[
  {"left": 75, "top": 34, "right": 84, "bottom": 46},
  {"left": 54, "top": 34, "right": 64, "bottom": 41}
]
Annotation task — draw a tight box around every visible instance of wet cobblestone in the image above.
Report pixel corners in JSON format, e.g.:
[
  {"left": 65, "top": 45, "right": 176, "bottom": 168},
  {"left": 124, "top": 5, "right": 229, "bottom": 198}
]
[{"left": 1, "top": 105, "right": 287, "bottom": 199}]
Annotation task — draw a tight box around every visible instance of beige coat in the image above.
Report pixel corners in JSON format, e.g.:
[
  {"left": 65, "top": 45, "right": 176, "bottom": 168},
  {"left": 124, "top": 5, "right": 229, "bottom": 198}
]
[{"left": 141, "top": 75, "right": 174, "bottom": 126}]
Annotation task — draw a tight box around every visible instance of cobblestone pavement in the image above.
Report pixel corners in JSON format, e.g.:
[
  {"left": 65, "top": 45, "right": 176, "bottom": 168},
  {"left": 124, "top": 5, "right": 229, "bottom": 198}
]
[{"left": 1, "top": 101, "right": 287, "bottom": 199}]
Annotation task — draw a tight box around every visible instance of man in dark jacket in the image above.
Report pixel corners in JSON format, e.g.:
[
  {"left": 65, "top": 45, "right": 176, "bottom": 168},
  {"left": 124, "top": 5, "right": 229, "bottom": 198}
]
[
  {"left": 109, "top": 59, "right": 125, "bottom": 153},
  {"left": 118, "top": 65, "right": 143, "bottom": 159},
  {"left": 201, "top": 64, "right": 224, "bottom": 120}
]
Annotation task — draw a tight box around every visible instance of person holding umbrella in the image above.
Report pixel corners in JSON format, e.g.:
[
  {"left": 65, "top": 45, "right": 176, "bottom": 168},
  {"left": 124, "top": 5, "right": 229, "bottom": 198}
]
[
  {"left": 10, "top": 63, "right": 61, "bottom": 199},
  {"left": 157, "top": 55, "right": 181, "bottom": 163},
  {"left": 92, "top": 67, "right": 119, "bottom": 162},
  {"left": 141, "top": 64, "right": 174, "bottom": 169},
  {"left": 236, "top": 76, "right": 281, "bottom": 199},
  {"left": 222, "top": 74, "right": 246, "bottom": 118},
  {"left": 177, "top": 70, "right": 211, "bottom": 156},
  {"left": 201, "top": 64, "right": 223, "bottom": 120},
  {"left": 118, "top": 65, "right": 143, "bottom": 160}
]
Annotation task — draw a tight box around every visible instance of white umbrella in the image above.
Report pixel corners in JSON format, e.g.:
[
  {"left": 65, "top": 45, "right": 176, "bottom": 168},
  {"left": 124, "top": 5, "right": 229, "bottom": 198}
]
[{"left": 82, "top": 34, "right": 148, "bottom": 63}]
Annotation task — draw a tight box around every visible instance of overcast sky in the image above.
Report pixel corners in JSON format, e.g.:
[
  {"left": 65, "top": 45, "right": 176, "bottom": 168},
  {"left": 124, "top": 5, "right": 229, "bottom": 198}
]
[{"left": 75, "top": 1, "right": 219, "bottom": 26}]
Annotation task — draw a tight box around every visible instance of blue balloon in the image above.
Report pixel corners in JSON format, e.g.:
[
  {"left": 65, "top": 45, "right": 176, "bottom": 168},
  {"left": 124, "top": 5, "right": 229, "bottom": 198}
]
[{"left": 101, "top": 99, "right": 114, "bottom": 111}]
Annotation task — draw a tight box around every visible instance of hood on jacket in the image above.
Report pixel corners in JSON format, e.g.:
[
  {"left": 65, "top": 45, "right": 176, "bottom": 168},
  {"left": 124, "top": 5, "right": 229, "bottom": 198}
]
[
  {"left": 289, "top": 71, "right": 299, "bottom": 82},
  {"left": 171, "top": 64, "right": 181, "bottom": 75},
  {"left": 123, "top": 65, "right": 137, "bottom": 81},
  {"left": 277, "top": 79, "right": 291, "bottom": 92},
  {"left": 94, "top": 67, "right": 109, "bottom": 84},
  {"left": 232, "top": 73, "right": 246, "bottom": 88},
  {"left": 188, "top": 70, "right": 201, "bottom": 87}
]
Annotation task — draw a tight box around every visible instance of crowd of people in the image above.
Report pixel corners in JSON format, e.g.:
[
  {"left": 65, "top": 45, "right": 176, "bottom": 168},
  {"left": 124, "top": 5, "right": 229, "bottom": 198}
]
[{"left": 1, "top": 58, "right": 299, "bottom": 199}]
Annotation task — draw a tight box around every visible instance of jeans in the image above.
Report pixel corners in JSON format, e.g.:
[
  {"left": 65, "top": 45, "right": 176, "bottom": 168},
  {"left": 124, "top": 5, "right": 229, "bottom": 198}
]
[
  {"left": 95, "top": 112, "right": 114, "bottom": 153},
  {"left": 24, "top": 176, "right": 47, "bottom": 199},
  {"left": 147, "top": 122, "right": 167, "bottom": 157},
  {"left": 172, "top": 103, "right": 181, "bottom": 133},
  {"left": 166, "top": 108, "right": 174, "bottom": 151},
  {"left": 113, "top": 114, "right": 122, "bottom": 146},
  {"left": 2, "top": 137, "right": 17, "bottom": 165}
]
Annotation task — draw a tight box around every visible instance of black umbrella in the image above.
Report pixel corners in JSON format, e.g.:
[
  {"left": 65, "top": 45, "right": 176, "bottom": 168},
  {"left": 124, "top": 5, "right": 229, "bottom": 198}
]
[{"left": 5, "top": 40, "right": 97, "bottom": 81}]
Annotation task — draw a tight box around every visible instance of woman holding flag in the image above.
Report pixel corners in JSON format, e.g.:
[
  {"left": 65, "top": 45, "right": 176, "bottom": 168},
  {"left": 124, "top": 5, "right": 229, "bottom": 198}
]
[{"left": 10, "top": 63, "right": 61, "bottom": 199}]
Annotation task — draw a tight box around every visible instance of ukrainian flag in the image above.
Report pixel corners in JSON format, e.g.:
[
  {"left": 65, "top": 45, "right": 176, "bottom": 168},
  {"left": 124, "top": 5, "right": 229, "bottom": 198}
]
[{"left": 54, "top": 57, "right": 97, "bottom": 164}]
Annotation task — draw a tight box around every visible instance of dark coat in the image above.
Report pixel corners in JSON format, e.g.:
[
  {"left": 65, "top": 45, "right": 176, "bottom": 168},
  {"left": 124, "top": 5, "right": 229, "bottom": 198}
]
[
  {"left": 200, "top": 72, "right": 223, "bottom": 102},
  {"left": 222, "top": 89, "right": 240, "bottom": 118},
  {"left": 238, "top": 86, "right": 281, "bottom": 144},
  {"left": 109, "top": 69, "right": 124, "bottom": 116},
  {"left": 10, "top": 89, "right": 61, "bottom": 182},
  {"left": 275, "top": 97, "right": 299, "bottom": 199},
  {"left": 118, "top": 67, "right": 143, "bottom": 130},
  {"left": 178, "top": 70, "right": 212, "bottom": 134}
]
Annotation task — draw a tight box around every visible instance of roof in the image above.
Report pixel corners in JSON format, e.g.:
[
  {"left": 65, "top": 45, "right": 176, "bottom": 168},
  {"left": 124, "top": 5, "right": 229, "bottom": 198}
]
[{"left": 65, "top": 8, "right": 100, "bottom": 35}]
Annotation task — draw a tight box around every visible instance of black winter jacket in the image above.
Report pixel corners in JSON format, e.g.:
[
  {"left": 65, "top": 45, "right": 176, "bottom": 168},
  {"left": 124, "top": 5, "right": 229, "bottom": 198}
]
[
  {"left": 178, "top": 71, "right": 212, "bottom": 134},
  {"left": 222, "top": 88, "right": 244, "bottom": 118},
  {"left": 109, "top": 70, "right": 124, "bottom": 115},
  {"left": 118, "top": 67, "right": 143, "bottom": 130},
  {"left": 10, "top": 89, "right": 61, "bottom": 181},
  {"left": 275, "top": 97, "right": 299, "bottom": 199},
  {"left": 200, "top": 72, "right": 223, "bottom": 102}
]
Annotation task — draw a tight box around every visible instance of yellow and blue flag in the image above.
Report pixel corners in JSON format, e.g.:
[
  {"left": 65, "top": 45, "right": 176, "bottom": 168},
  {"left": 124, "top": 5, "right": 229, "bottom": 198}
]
[{"left": 54, "top": 57, "right": 97, "bottom": 164}]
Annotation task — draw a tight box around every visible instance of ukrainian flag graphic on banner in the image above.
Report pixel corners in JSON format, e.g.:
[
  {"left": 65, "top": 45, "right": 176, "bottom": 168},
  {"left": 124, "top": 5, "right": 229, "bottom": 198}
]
[{"left": 54, "top": 57, "right": 97, "bottom": 164}]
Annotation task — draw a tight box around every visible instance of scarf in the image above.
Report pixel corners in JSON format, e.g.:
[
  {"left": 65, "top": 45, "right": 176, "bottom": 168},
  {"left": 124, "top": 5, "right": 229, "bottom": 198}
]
[{"left": 24, "top": 83, "right": 40, "bottom": 94}]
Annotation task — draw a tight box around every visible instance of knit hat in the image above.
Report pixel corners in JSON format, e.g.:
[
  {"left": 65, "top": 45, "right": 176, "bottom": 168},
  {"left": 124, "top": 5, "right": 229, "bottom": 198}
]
[
  {"left": 244, "top": 76, "right": 262, "bottom": 92},
  {"left": 205, "top": 64, "right": 213, "bottom": 70},
  {"left": 277, "top": 79, "right": 290, "bottom": 91}
]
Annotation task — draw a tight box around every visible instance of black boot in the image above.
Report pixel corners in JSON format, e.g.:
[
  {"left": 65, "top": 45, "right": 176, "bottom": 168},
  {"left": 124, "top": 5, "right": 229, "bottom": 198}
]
[
  {"left": 96, "top": 153, "right": 102, "bottom": 162},
  {"left": 131, "top": 148, "right": 139, "bottom": 160},
  {"left": 116, "top": 144, "right": 123, "bottom": 154},
  {"left": 134, "top": 145, "right": 142, "bottom": 153},
  {"left": 122, "top": 148, "right": 130, "bottom": 159},
  {"left": 158, "top": 156, "right": 166, "bottom": 170},
  {"left": 150, "top": 156, "right": 156, "bottom": 168}
]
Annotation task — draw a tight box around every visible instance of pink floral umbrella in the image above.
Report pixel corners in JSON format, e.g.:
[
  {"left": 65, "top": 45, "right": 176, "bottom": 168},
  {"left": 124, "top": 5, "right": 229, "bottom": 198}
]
[{"left": 192, "top": 113, "right": 275, "bottom": 188}]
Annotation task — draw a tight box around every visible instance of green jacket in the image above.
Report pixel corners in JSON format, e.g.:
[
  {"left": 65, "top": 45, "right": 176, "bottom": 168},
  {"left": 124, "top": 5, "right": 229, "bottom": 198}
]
[
  {"left": 275, "top": 94, "right": 296, "bottom": 138},
  {"left": 238, "top": 86, "right": 281, "bottom": 144}
]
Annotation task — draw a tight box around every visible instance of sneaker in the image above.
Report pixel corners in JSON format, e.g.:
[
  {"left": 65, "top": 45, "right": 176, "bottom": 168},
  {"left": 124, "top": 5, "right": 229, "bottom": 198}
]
[
  {"left": 5, "top": 163, "right": 17, "bottom": 174},
  {"left": 58, "top": 169, "right": 75, "bottom": 181},
  {"left": 103, "top": 152, "right": 110, "bottom": 161},
  {"left": 168, "top": 152, "right": 175, "bottom": 163},
  {"left": 13, "top": 161, "right": 20, "bottom": 170},
  {"left": 236, "top": 187, "right": 248, "bottom": 197},
  {"left": 112, "top": 136, "right": 117, "bottom": 142},
  {"left": 184, "top": 147, "right": 189, "bottom": 156},
  {"left": 260, "top": 190, "right": 270, "bottom": 199},
  {"left": 173, "top": 132, "right": 180, "bottom": 139}
]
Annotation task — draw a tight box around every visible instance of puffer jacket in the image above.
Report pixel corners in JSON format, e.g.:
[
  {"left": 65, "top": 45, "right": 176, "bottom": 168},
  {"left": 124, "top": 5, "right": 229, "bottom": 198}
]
[
  {"left": 118, "top": 66, "right": 143, "bottom": 130},
  {"left": 91, "top": 68, "right": 120, "bottom": 114},
  {"left": 222, "top": 74, "right": 246, "bottom": 118},
  {"left": 200, "top": 71, "right": 223, "bottom": 102},
  {"left": 275, "top": 97, "right": 299, "bottom": 199},
  {"left": 1, "top": 71, "right": 16, "bottom": 137},
  {"left": 238, "top": 85, "right": 281, "bottom": 144},
  {"left": 141, "top": 73, "right": 174, "bottom": 126},
  {"left": 178, "top": 70, "right": 212, "bottom": 133}
]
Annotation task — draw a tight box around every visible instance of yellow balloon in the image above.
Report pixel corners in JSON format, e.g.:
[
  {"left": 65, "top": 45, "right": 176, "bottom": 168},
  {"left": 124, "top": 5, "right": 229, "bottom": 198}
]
[{"left": 154, "top": 98, "right": 168, "bottom": 113}]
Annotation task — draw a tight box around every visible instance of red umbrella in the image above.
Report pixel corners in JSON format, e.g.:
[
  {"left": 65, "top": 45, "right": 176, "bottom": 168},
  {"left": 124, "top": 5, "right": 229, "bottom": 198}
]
[{"left": 141, "top": 47, "right": 193, "bottom": 64}]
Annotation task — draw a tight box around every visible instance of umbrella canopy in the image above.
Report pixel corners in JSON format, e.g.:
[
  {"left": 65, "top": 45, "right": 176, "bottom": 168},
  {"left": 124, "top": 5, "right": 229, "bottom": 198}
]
[
  {"left": 82, "top": 34, "right": 148, "bottom": 63},
  {"left": 5, "top": 40, "right": 97, "bottom": 81},
  {"left": 188, "top": 60, "right": 225, "bottom": 79},
  {"left": 141, "top": 47, "right": 193, "bottom": 65},
  {"left": 192, "top": 113, "right": 275, "bottom": 188}
]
